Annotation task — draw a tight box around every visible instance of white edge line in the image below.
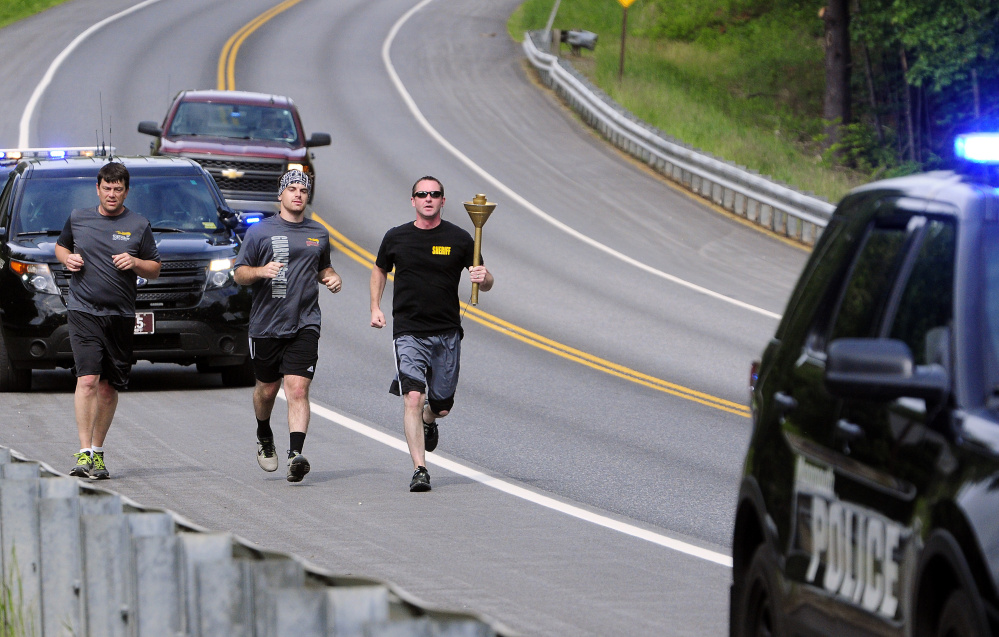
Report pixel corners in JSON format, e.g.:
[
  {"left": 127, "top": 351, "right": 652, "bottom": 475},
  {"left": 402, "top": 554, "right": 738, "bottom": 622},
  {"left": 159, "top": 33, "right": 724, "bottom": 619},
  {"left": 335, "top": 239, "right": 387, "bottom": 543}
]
[
  {"left": 18, "top": 0, "right": 166, "bottom": 148},
  {"left": 380, "top": 0, "right": 780, "bottom": 321},
  {"left": 294, "top": 393, "right": 733, "bottom": 568}
]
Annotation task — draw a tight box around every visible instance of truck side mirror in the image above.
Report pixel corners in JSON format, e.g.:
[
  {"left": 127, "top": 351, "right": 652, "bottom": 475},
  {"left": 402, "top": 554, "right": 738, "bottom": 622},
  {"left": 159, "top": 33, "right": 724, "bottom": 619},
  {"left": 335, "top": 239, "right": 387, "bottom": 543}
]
[
  {"left": 138, "top": 121, "right": 163, "bottom": 137},
  {"left": 306, "top": 133, "right": 331, "bottom": 148}
]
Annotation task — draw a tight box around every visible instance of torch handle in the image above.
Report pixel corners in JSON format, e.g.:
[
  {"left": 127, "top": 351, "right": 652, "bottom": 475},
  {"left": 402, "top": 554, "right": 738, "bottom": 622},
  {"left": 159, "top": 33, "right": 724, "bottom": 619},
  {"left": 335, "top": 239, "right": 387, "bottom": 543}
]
[{"left": 471, "top": 226, "right": 483, "bottom": 306}]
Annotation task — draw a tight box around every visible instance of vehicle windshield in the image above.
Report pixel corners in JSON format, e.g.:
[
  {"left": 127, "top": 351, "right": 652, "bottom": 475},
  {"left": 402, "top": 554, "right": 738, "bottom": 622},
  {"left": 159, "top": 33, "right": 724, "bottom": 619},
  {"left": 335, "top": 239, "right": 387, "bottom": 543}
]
[
  {"left": 14, "top": 174, "right": 222, "bottom": 235},
  {"left": 167, "top": 101, "right": 300, "bottom": 144},
  {"left": 983, "top": 226, "right": 999, "bottom": 385}
]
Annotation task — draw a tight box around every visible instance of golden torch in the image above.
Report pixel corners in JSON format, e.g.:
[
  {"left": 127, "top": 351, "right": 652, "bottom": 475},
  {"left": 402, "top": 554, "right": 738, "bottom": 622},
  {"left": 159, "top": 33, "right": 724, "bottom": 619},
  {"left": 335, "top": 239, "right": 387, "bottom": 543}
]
[{"left": 462, "top": 193, "right": 496, "bottom": 306}]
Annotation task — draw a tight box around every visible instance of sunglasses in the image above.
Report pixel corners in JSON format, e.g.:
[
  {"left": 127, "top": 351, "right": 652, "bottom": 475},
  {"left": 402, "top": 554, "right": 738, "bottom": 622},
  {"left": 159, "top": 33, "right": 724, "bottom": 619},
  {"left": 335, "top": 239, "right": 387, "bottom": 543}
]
[{"left": 413, "top": 190, "right": 443, "bottom": 199}]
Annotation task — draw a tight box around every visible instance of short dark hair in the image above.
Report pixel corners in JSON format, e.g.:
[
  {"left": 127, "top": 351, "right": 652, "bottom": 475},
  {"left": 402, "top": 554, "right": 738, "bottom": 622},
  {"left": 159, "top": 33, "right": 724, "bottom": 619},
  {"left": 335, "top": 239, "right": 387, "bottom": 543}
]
[
  {"left": 97, "top": 162, "right": 130, "bottom": 190},
  {"left": 411, "top": 175, "right": 443, "bottom": 197}
]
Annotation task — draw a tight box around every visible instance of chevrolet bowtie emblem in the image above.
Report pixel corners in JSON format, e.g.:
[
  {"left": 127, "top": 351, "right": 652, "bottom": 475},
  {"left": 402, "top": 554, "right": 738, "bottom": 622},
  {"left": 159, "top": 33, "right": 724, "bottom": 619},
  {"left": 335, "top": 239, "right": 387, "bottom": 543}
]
[{"left": 221, "top": 168, "right": 244, "bottom": 179}]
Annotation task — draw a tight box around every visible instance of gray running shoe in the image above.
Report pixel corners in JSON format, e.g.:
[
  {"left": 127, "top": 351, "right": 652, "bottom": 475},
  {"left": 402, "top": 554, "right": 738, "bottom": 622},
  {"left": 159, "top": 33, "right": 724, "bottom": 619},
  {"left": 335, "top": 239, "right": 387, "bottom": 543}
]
[
  {"left": 256, "top": 437, "right": 278, "bottom": 472},
  {"left": 409, "top": 465, "right": 431, "bottom": 492},
  {"left": 70, "top": 452, "right": 92, "bottom": 478},
  {"left": 90, "top": 451, "right": 110, "bottom": 480},
  {"left": 286, "top": 451, "right": 311, "bottom": 483}
]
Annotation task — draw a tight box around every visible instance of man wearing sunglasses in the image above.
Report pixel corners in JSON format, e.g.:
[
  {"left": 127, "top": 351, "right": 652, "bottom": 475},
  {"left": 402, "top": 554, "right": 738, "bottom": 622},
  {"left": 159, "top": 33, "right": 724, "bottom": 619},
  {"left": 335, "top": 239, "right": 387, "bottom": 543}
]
[
  {"left": 234, "top": 170, "right": 342, "bottom": 483},
  {"left": 370, "top": 176, "right": 494, "bottom": 492}
]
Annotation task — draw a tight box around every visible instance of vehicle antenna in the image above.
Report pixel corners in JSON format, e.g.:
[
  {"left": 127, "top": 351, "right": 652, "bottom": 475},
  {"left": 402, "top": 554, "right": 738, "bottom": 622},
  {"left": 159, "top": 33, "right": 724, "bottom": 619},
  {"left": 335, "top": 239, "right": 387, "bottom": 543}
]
[{"left": 99, "top": 93, "right": 107, "bottom": 157}]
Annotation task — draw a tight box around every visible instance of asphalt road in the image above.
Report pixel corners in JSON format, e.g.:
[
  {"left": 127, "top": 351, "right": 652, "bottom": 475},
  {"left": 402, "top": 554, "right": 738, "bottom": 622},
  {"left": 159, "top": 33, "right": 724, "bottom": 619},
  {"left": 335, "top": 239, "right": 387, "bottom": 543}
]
[{"left": 0, "top": 0, "right": 810, "bottom": 634}]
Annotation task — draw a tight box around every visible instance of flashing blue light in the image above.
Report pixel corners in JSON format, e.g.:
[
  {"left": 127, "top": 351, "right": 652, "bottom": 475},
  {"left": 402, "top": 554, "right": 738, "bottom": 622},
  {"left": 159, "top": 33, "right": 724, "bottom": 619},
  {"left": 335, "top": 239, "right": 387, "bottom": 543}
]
[
  {"left": 245, "top": 215, "right": 262, "bottom": 224},
  {"left": 48, "top": 150, "right": 66, "bottom": 159},
  {"left": 955, "top": 133, "right": 999, "bottom": 164},
  {"left": 0, "top": 152, "right": 5, "bottom": 159}
]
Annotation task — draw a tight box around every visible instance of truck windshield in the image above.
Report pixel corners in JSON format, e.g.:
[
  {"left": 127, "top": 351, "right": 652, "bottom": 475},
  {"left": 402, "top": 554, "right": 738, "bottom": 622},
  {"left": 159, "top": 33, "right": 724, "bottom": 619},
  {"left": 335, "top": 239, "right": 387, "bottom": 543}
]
[
  {"left": 14, "top": 175, "right": 222, "bottom": 235},
  {"left": 167, "top": 102, "right": 300, "bottom": 144}
]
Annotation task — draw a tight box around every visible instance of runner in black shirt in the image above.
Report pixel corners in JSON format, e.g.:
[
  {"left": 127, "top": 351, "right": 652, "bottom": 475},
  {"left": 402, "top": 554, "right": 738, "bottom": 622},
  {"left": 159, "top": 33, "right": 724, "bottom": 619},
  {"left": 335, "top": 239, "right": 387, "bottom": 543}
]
[
  {"left": 370, "top": 176, "right": 494, "bottom": 491},
  {"left": 234, "top": 170, "right": 341, "bottom": 483},
  {"left": 55, "top": 162, "right": 161, "bottom": 480}
]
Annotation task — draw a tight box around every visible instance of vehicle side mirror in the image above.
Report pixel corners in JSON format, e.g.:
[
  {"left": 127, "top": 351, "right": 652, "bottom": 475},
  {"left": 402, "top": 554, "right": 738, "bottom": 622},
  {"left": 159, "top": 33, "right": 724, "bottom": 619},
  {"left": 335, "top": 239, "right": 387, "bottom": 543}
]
[
  {"left": 305, "top": 133, "right": 331, "bottom": 148},
  {"left": 825, "top": 338, "right": 948, "bottom": 403},
  {"left": 0, "top": 226, "right": 6, "bottom": 239},
  {"left": 138, "top": 121, "right": 163, "bottom": 137},
  {"left": 217, "top": 205, "right": 239, "bottom": 230}
]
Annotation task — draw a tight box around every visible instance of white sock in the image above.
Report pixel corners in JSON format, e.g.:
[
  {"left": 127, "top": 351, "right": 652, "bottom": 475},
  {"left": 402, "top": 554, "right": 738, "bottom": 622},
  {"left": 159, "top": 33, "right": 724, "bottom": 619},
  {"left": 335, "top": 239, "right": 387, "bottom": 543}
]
[
  {"left": 80, "top": 448, "right": 92, "bottom": 456},
  {"left": 92, "top": 446, "right": 104, "bottom": 454}
]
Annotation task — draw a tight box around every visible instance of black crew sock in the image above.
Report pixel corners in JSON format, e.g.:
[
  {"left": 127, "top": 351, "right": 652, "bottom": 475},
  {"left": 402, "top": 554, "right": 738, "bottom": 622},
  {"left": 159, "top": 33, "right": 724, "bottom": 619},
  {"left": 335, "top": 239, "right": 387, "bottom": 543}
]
[
  {"left": 290, "top": 431, "right": 306, "bottom": 454},
  {"left": 256, "top": 418, "right": 273, "bottom": 441}
]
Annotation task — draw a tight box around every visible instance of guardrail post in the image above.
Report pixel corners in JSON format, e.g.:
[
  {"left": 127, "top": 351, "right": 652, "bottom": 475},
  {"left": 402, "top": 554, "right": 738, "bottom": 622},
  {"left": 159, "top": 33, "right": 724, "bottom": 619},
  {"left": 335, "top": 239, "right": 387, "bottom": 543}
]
[
  {"left": 326, "top": 586, "right": 389, "bottom": 634},
  {"left": 181, "top": 532, "right": 249, "bottom": 637},
  {"left": 39, "top": 477, "right": 83, "bottom": 637},
  {"left": 81, "top": 492, "right": 131, "bottom": 637},
  {"left": 0, "top": 461, "right": 42, "bottom": 637},
  {"left": 129, "top": 512, "right": 182, "bottom": 637}
]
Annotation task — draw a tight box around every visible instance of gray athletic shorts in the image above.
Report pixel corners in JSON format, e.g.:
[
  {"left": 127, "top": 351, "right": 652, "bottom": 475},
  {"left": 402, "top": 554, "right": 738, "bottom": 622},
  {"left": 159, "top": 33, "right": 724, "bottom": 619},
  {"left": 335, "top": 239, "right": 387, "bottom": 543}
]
[{"left": 393, "top": 330, "right": 461, "bottom": 414}]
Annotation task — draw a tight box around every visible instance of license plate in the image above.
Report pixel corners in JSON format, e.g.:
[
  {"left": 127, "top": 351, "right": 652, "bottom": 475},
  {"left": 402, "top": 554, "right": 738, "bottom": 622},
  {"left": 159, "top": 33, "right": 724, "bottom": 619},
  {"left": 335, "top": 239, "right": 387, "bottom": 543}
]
[{"left": 134, "top": 311, "right": 155, "bottom": 335}]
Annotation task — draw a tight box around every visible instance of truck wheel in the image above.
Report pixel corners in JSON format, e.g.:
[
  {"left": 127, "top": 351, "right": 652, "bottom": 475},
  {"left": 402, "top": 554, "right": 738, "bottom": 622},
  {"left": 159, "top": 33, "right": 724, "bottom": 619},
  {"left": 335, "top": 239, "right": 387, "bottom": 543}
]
[
  {"left": 731, "top": 543, "right": 785, "bottom": 637},
  {"left": 220, "top": 357, "right": 255, "bottom": 387},
  {"left": 0, "top": 332, "right": 32, "bottom": 392}
]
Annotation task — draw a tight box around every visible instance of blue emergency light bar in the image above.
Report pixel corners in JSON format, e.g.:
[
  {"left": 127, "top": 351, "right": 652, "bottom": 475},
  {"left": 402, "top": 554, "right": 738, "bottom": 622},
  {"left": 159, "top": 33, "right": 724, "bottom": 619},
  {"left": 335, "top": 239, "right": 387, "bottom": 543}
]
[
  {"left": 0, "top": 146, "right": 114, "bottom": 165},
  {"left": 245, "top": 216, "right": 262, "bottom": 224},
  {"left": 954, "top": 133, "right": 999, "bottom": 164}
]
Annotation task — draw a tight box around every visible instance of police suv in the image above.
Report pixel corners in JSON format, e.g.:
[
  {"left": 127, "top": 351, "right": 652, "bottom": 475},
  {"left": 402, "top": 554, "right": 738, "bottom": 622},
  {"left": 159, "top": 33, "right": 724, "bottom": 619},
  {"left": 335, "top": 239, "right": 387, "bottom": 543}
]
[
  {"left": 731, "top": 133, "right": 999, "bottom": 637},
  {"left": 0, "top": 150, "right": 252, "bottom": 391}
]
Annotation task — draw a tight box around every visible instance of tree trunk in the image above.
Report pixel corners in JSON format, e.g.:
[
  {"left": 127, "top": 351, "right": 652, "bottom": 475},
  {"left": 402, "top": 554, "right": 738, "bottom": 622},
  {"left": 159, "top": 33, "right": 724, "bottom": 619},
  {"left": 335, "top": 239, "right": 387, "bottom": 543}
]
[
  {"left": 899, "top": 46, "right": 916, "bottom": 163},
  {"left": 822, "top": 0, "right": 852, "bottom": 153}
]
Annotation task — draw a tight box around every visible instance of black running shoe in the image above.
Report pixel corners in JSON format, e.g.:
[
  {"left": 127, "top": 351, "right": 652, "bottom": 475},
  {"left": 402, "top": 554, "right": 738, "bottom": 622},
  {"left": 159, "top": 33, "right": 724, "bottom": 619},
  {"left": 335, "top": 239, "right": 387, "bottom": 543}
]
[
  {"left": 69, "top": 452, "right": 92, "bottom": 478},
  {"left": 409, "top": 465, "right": 431, "bottom": 492},
  {"left": 424, "top": 421, "right": 439, "bottom": 452},
  {"left": 90, "top": 451, "right": 110, "bottom": 480},
  {"left": 286, "top": 451, "right": 311, "bottom": 483}
]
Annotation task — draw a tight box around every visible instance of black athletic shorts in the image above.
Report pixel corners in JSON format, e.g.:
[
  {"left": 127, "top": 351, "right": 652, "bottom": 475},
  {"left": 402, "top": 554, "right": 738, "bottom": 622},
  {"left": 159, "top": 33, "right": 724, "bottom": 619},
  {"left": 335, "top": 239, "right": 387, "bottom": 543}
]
[
  {"left": 67, "top": 310, "right": 135, "bottom": 391},
  {"left": 249, "top": 328, "right": 320, "bottom": 383}
]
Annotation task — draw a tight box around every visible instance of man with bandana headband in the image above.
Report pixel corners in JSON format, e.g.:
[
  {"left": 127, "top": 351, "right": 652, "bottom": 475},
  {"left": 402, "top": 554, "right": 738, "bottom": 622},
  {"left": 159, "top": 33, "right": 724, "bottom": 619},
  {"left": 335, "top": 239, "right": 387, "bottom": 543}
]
[{"left": 234, "top": 170, "right": 341, "bottom": 482}]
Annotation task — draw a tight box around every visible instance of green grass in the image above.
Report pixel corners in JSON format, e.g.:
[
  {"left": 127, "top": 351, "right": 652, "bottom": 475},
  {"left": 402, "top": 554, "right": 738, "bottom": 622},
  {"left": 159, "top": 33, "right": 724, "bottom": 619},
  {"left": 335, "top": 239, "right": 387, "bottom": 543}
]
[
  {"left": 0, "top": 0, "right": 71, "bottom": 30},
  {"left": 509, "top": 0, "right": 868, "bottom": 202}
]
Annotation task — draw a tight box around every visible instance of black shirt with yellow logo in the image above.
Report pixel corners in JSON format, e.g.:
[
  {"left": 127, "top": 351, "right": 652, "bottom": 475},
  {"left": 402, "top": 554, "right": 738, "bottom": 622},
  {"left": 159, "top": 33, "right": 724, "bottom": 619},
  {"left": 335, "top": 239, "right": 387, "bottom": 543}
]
[
  {"left": 57, "top": 206, "right": 159, "bottom": 317},
  {"left": 375, "top": 219, "right": 477, "bottom": 339}
]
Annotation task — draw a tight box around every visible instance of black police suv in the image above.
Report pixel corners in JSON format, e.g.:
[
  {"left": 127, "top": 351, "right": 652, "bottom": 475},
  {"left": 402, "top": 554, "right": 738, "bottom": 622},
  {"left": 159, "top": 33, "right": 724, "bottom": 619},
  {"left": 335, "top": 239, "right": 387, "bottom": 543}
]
[
  {"left": 0, "top": 154, "right": 253, "bottom": 391},
  {"left": 731, "top": 133, "right": 999, "bottom": 637}
]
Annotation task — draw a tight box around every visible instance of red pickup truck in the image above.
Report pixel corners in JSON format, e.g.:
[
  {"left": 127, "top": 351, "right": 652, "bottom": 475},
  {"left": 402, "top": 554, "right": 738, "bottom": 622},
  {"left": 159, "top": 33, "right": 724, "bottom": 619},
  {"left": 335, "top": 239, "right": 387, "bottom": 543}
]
[{"left": 138, "top": 90, "right": 330, "bottom": 203}]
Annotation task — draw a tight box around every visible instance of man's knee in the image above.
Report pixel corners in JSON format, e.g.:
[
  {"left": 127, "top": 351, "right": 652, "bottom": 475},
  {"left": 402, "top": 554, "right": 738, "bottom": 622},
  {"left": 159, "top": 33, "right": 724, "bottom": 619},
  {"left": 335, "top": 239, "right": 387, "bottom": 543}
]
[
  {"left": 283, "top": 377, "right": 311, "bottom": 402},
  {"left": 428, "top": 395, "right": 454, "bottom": 415}
]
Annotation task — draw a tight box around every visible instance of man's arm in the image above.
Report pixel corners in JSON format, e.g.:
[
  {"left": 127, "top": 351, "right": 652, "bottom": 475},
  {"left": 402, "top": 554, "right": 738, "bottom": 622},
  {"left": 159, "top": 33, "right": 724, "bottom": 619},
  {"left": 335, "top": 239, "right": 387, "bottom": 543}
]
[
  {"left": 319, "top": 267, "right": 342, "bottom": 293},
  {"left": 369, "top": 266, "right": 388, "bottom": 328},
  {"left": 55, "top": 244, "right": 84, "bottom": 272},
  {"left": 234, "top": 262, "right": 283, "bottom": 285}
]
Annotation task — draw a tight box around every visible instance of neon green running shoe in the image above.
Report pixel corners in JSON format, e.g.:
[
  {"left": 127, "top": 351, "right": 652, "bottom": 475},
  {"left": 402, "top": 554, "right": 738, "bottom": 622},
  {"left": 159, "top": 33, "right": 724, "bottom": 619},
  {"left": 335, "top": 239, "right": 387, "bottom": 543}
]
[
  {"left": 90, "top": 451, "right": 109, "bottom": 480},
  {"left": 70, "top": 452, "right": 92, "bottom": 478}
]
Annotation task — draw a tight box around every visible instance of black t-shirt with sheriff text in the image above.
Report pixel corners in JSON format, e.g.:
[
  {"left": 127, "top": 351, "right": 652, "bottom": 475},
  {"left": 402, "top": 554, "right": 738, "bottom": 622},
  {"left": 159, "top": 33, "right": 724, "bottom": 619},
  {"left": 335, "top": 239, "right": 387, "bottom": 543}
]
[{"left": 375, "top": 219, "right": 479, "bottom": 339}]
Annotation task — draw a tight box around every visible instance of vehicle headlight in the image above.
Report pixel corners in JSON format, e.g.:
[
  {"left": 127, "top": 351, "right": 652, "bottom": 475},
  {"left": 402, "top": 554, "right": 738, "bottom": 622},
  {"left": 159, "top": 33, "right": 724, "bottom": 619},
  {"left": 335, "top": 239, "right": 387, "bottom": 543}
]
[
  {"left": 11, "top": 260, "right": 59, "bottom": 294},
  {"left": 286, "top": 163, "right": 305, "bottom": 172},
  {"left": 207, "top": 258, "right": 234, "bottom": 289}
]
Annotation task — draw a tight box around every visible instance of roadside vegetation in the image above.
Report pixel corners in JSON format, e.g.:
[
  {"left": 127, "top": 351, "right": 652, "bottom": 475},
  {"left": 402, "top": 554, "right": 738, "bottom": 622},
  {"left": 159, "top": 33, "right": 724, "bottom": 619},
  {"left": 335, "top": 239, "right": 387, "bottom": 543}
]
[
  {"left": 0, "top": 0, "right": 69, "bottom": 30},
  {"left": 509, "top": 0, "right": 998, "bottom": 203}
]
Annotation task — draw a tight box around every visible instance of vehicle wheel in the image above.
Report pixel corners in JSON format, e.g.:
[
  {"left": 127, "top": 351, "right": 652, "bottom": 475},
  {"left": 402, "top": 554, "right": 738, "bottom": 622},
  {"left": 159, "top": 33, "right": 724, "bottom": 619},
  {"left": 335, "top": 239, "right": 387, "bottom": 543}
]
[
  {"left": 0, "top": 332, "right": 31, "bottom": 392},
  {"left": 220, "top": 357, "right": 255, "bottom": 387},
  {"left": 936, "top": 590, "right": 980, "bottom": 637},
  {"left": 732, "top": 544, "right": 785, "bottom": 637}
]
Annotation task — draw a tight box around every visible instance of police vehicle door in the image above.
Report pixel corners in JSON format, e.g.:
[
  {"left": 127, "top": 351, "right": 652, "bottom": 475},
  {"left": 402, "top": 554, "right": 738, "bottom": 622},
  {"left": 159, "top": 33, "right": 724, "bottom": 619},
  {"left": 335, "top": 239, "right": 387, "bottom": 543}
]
[{"left": 795, "top": 201, "right": 956, "bottom": 635}]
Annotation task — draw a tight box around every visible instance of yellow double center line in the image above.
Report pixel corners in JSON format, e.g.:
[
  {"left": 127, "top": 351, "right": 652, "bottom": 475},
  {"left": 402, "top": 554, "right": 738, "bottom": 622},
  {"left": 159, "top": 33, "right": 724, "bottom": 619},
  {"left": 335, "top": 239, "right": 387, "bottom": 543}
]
[
  {"left": 217, "top": 0, "right": 302, "bottom": 90},
  {"left": 217, "top": 5, "right": 750, "bottom": 419},
  {"left": 312, "top": 213, "right": 750, "bottom": 418}
]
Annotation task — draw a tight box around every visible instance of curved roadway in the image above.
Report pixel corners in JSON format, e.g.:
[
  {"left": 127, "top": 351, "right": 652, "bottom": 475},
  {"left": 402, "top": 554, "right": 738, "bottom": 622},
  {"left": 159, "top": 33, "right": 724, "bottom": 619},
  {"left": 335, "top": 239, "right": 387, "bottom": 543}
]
[{"left": 0, "top": 0, "right": 809, "bottom": 634}]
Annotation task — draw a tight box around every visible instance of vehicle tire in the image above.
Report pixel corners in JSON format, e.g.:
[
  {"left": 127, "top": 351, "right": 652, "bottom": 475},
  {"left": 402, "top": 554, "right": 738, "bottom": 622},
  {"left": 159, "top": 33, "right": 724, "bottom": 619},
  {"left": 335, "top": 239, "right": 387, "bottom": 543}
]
[
  {"left": 732, "top": 544, "right": 785, "bottom": 637},
  {"left": 0, "top": 332, "right": 31, "bottom": 392},
  {"left": 936, "top": 590, "right": 980, "bottom": 637},
  {"left": 220, "top": 357, "right": 255, "bottom": 387}
]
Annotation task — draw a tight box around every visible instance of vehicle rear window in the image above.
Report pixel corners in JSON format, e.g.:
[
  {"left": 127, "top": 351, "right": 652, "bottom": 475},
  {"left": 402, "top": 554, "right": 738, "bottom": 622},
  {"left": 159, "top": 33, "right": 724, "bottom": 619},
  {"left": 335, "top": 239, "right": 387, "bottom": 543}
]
[
  {"left": 14, "top": 175, "right": 221, "bottom": 235},
  {"left": 168, "top": 102, "right": 299, "bottom": 144}
]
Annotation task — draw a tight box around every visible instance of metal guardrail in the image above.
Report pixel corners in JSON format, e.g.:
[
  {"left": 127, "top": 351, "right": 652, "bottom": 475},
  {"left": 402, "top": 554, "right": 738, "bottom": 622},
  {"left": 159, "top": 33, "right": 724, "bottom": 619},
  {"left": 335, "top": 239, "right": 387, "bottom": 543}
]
[
  {"left": 0, "top": 446, "right": 504, "bottom": 636},
  {"left": 523, "top": 31, "right": 836, "bottom": 245}
]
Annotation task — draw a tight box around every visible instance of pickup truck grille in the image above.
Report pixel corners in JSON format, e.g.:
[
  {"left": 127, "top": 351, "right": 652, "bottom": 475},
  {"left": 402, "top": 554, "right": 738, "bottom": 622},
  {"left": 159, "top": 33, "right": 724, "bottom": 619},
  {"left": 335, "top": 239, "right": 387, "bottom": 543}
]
[
  {"left": 54, "top": 259, "right": 207, "bottom": 310},
  {"left": 194, "top": 157, "right": 286, "bottom": 198}
]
